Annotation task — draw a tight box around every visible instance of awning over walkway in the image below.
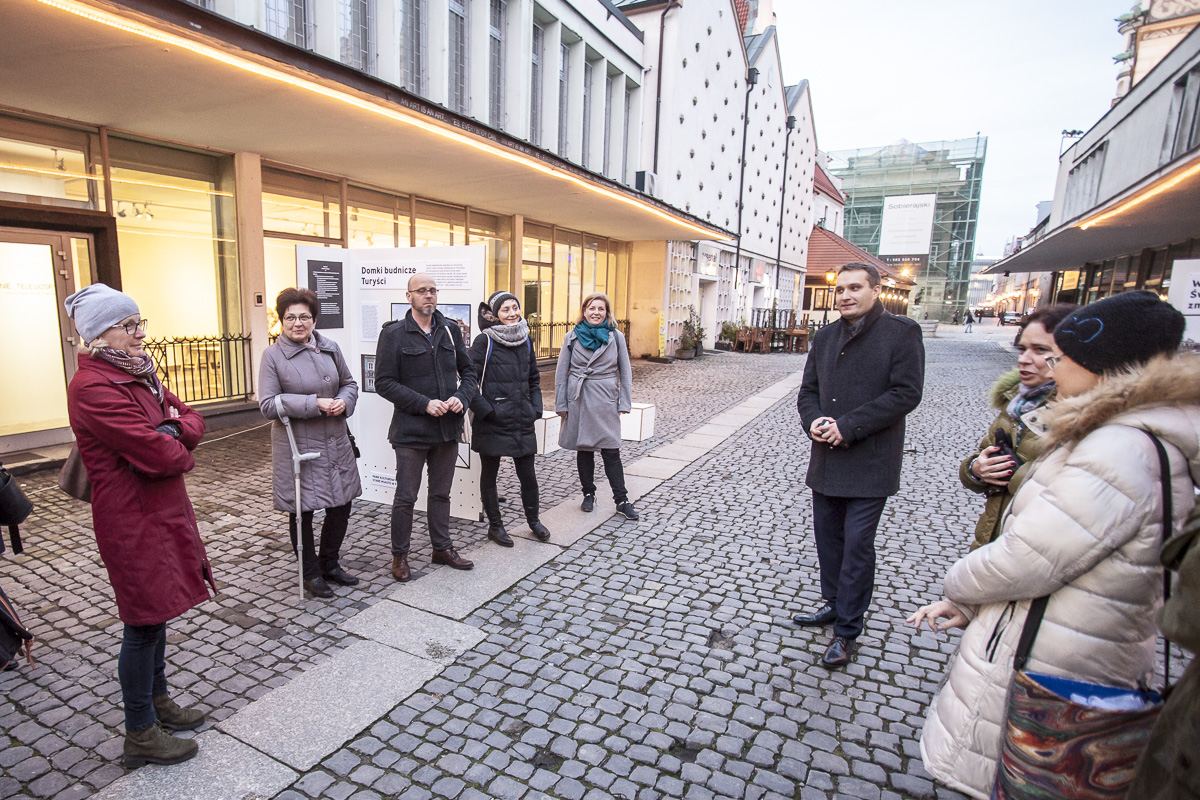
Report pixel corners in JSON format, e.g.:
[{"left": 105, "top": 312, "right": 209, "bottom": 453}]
[
  {"left": 982, "top": 152, "right": 1200, "bottom": 274},
  {"left": 0, "top": 0, "right": 727, "bottom": 243}
]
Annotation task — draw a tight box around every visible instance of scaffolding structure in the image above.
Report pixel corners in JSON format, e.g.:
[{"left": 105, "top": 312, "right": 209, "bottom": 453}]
[{"left": 827, "top": 137, "right": 987, "bottom": 322}]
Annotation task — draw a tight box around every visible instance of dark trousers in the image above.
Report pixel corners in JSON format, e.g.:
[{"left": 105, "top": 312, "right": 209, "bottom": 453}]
[
  {"left": 119, "top": 622, "right": 167, "bottom": 731},
  {"left": 288, "top": 502, "right": 353, "bottom": 579},
  {"left": 811, "top": 491, "right": 888, "bottom": 639},
  {"left": 480, "top": 453, "right": 540, "bottom": 526},
  {"left": 577, "top": 448, "right": 628, "bottom": 503},
  {"left": 391, "top": 442, "right": 457, "bottom": 556}
]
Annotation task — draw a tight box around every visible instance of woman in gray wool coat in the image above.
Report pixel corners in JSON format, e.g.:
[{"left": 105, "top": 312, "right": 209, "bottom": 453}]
[
  {"left": 555, "top": 293, "right": 638, "bottom": 520},
  {"left": 260, "top": 288, "right": 362, "bottom": 599}
]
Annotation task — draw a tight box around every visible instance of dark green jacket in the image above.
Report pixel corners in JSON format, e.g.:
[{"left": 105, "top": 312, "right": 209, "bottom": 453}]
[
  {"left": 1128, "top": 506, "right": 1200, "bottom": 799},
  {"left": 958, "top": 370, "right": 1055, "bottom": 551}
]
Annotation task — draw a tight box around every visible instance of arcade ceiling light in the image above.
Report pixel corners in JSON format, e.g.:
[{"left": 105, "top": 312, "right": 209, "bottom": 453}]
[{"left": 34, "top": 0, "right": 720, "bottom": 239}]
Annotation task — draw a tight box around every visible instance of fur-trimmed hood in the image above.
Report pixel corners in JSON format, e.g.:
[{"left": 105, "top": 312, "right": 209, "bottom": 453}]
[
  {"left": 1045, "top": 354, "right": 1200, "bottom": 480},
  {"left": 988, "top": 369, "right": 1021, "bottom": 410}
]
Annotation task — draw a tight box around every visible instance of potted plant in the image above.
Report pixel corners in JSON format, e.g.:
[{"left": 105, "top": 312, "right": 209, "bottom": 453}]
[
  {"left": 679, "top": 306, "right": 705, "bottom": 358},
  {"left": 676, "top": 332, "right": 697, "bottom": 359},
  {"left": 716, "top": 321, "right": 739, "bottom": 351}
]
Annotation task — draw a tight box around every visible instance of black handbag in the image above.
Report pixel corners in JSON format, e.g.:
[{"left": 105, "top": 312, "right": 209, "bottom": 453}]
[
  {"left": 0, "top": 461, "right": 31, "bottom": 555},
  {"left": 0, "top": 582, "right": 34, "bottom": 670}
]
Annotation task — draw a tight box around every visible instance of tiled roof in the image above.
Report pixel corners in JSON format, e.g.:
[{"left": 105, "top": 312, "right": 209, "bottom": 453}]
[
  {"left": 813, "top": 162, "right": 845, "bottom": 204},
  {"left": 734, "top": 0, "right": 750, "bottom": 35},
  {"left": 806, "top": 227, "right": 914, "bottom": 286}
]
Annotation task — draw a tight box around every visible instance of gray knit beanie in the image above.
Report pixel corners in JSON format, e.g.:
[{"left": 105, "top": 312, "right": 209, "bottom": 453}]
[
  {"left": 488, "top": 291, "right": 520, "bottom": 315},
  {"left": 64, "top": 284, "right": 140, "bottom": 343}
]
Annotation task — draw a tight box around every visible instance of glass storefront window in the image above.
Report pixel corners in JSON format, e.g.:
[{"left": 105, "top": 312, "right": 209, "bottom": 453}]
[
  {"left": 263, "top": 167, "right": 341, "bottom": 239},
  {"left": 264, "top": 238, "right": 335, "bottom": 335},
  {"left": 554, "top": 229, "right": 582, "bottom": 351},
  {"left": 349, "top": 185, "right": 410, "bottom": 248},
  {"left": 107, "top": 136, "right": 239, "bottom": 338},
  {"left": 0, "top": 114, "right": 105, "bottom": 211},
  {"left": 415, "top": 200, "right": 466, "bottom": 246},
  {"left": 469, "top": 211, "right": 510, "bottom": 297}
]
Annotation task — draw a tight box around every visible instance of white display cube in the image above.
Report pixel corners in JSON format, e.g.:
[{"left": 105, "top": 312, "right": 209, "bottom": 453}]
[
  {"left": 621, "top": 403, "right": 656, "bottom": 441},
  {"left": 535, "top": 411, "right": 562, "bottom": 455}
]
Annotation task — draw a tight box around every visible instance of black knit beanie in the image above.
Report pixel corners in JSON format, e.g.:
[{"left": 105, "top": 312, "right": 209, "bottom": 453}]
[{"left": 1053, "top": 291, "right": 1185, "bottom": 375}]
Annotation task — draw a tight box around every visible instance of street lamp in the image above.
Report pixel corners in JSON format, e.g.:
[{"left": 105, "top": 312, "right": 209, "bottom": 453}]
[{"left": 823, "top": 269, "right": 836, "bottom": 324}]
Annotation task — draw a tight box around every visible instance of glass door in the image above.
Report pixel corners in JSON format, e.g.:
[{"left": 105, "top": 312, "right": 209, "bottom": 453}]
[{"left": 0, "top": 228, "right": 92, "bottom": 452}]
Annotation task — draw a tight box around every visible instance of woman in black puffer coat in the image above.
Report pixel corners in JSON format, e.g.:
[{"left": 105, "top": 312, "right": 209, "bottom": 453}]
[{"left": 469, "top": 291, "right": 550, "bottom": 546}]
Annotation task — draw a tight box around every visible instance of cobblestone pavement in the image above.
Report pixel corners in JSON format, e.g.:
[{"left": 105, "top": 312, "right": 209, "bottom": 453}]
[{"left": 4, "top": 326, "right": 1180, "bottom": 800}]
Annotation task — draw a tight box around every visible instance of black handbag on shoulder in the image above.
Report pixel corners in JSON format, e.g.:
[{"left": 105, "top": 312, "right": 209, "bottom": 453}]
[
  {"left": 0, "top": 582, "right": 34, "bottom": 670},
  {"left": 0, "top": 461, "right": 31, "bottom": 555}
]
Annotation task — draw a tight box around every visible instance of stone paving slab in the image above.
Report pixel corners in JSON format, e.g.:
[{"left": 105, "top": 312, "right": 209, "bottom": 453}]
[
  {"left": 341, "top": 600, "right": 487, "bottom": 665},
  {"left": 691, "top": 422, "right": 743, "bottom": 437},
  {"left": 704, "top": 411, "right": 756, "bottom": 427},
  {"left": 673, "top": 432, "right": 729, "bottom": 449},
  {"left": 90, "top": 731, "right": 296, "bottom": 800},
  {"left": 738, "top": 395, "right": 778, "bottom": 409},
  {"left": 509, "top": 474, "right": 661, "bottom": 547},
  {"left": 623, "top": 455, "right": 690, "bottom": 479},
  {"left": 388, "top": 536, "right": 561, "bottom": 620},
  {"left": 217, "top": 640, "right": 441, "bottom": 770},
  {"left": 649, "top": 442, "right": 712, "bottom": 461}
]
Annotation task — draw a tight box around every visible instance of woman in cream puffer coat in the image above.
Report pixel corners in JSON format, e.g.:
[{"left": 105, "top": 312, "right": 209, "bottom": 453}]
[{"left": 915, "top": 347, "right": 1200, "bottom": 799}]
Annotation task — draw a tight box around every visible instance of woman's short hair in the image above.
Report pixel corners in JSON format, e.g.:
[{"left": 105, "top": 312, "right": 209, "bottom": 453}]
[
  {"left": 578, "top": 292, "right": 614, "bottom": 324},
  {"left": 276, "top": 288, "right": 319, "bottom": 321},
  {"left": 1022, "top": 303, "right": 1078, "bottom": 335}
]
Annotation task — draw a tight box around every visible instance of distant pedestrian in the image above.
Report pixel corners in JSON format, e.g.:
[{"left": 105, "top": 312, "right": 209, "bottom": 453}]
[
  {"left": 794, "top": 262, "right": 925, "bottom": 668},
  {"left": 952, "top": 310, "right": 961, "bottom": 325},
  {"left": 376, "top": 273, "right": 478, "bottom": 582},
  {"left": 910, "top": 292, "right": 1195, "bottom": 799},
  {"left": 964, "top": 310, "right": 975, "bottom": 333},
  {"left": 555, "top": 293, "right": 638, "bottom": 521},
  {"left": 469, "top": 291, "right": 550, "bottom": 547},
  {"left": 259, "top": 288, "right": 362, "bottom": 599},
  {"left": 64, "top": 284, "right": 213, "bottom": 768},
  {"left": 958, "top": 305, "right": 1075, "bottom": 552}
]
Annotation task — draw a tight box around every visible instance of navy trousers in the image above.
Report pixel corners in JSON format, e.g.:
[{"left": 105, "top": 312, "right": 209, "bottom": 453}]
[{"left": 811, "top": 491, "right": 888, "bottom": 639}]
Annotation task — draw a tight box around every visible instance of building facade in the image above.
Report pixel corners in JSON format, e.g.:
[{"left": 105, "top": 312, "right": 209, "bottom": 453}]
[
  {"left": 0, "top": 0, "right": 729, "bottom": 454},
  {"left": 828, "top": 136, "right": 987, "bottom": 323},
  {"left": 1114, "top": 0, "right": 1200, "bottom": 102},
  {"left": 619, "top": 0, "right": 818, "bottom": 353},
  {"left": 986, "top": 24, "right": 1200, "bottom": 325}
]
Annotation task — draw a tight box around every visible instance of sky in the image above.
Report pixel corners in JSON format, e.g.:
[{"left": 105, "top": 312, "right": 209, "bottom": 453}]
[{"left": 773, "top": 0, "right": 1133, "bottom": 259}]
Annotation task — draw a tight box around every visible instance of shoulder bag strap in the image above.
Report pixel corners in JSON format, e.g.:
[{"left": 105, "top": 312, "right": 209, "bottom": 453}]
[
  {"left": 1012, "top": 595, "right": 1050, "bottom": 672},
  {"left": 1143, "top": 429, "right": 1175, "bottom": 684},
  {"left": 479, "top": 338, "right": 493, "bottom": 392}
]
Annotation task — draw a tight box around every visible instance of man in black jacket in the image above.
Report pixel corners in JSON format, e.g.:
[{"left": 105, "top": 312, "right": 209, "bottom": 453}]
[
  {"left": 795, "top": 262, "right": 925, "bottom": 668},
  {"left": 376, "top": 273, "right": 478, "bottom": 582}
]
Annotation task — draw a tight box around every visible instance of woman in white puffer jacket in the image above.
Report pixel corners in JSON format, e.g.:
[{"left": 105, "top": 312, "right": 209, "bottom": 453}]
[{"left": 910, "top": 292, "right": 1198, "bottom": 800}]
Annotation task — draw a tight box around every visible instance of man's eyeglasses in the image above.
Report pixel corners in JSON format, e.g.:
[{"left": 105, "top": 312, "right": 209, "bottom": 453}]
[
  {"left": 109, "top": 319, "right": 149, "bottom": 335},
  {"left": 283, "top": 314, "right": 314, "bottom": 324},
  {"left": 409, "top": 287, "right": 438, "bottom": 296}
]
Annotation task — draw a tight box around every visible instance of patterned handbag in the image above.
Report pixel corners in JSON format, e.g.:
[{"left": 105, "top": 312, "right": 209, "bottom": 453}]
[{"left": 992, "top": 431, "right": 1176, "bottom": 800}]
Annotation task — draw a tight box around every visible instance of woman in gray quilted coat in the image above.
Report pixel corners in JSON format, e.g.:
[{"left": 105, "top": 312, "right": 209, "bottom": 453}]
[{"left": 260, "top": 288, "right": 362, "bottom": 599}]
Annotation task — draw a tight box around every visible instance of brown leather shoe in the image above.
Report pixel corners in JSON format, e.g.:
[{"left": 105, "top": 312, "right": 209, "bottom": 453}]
[
  {"left": 432, "top": 548, "right": 474, "bottom": 570},
  {"left": 391, "top": 555, "right": 411, "bottom": 582}
]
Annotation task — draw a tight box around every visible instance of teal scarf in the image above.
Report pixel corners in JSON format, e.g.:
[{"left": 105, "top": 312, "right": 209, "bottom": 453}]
[{"left": 574, "top": 319, "right": 614, "bottom": 351}]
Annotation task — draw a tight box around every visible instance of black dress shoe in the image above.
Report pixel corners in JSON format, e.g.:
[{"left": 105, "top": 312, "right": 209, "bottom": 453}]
[
  {"left": 820, "top": 635, "right": 855, "bottom": 669},
  {"left": 303, "top": 577, "right": 335, "bottom": 598},
  {"left": 488, "top": 524, "right": 514, "bottom": 547},
  {"left": 792, "top": 603, "right": 837, "bottom": 626},
  {"left": 529, "top": 520, "right": 551, "bottom": 542},
  {"left": 322, "top": 565, "right": 359, "bottom": 586},
  {"left": 581, "top": 494, "right": 595, "bottom": 512}
]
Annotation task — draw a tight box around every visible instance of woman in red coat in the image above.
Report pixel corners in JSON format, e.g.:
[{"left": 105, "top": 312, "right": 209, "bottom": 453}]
[{"left": 64, "top": 284, "right": 216, "bottom": 769}]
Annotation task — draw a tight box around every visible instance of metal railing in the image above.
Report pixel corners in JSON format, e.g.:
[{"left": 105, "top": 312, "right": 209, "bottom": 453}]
[
  {"left": 527, "top": 319, "right": 631, "bottom": 360},
  {"left": 143, "top": 334, "right": 255, "bottom": 405}
]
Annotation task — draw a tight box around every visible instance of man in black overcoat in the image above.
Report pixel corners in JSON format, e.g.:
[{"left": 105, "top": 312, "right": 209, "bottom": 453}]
[{"left": 795, "top": 262, "right": 925, "bottom": 668}]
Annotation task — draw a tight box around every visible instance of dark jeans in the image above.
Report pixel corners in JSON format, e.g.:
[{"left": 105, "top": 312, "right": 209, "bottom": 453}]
[
  {"left": 288, "top": 502, "right": 353, "bottom": 579},
  {"left": 480, "top": 453, "right": 540, "bottom": 526},
  {"left": 391, "top": 442, "right": 457, "bottom": 556},
  {"left": 577, "top": 448, "right": 627, "bottom": 503},
  {"left": 811, "top": 491, "right": 888, "bottom": 639},
  {"left": 119, "top": 622, "right": 167, "bottom": 731}
]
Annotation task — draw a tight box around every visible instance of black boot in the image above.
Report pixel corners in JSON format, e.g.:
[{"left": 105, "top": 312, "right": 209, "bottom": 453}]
[
  {"left": 488, "top": 523, "right": 514, "bottom": 547},
  {"left": 528, "top": 520, "right": 551, "bottom": 542}
]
